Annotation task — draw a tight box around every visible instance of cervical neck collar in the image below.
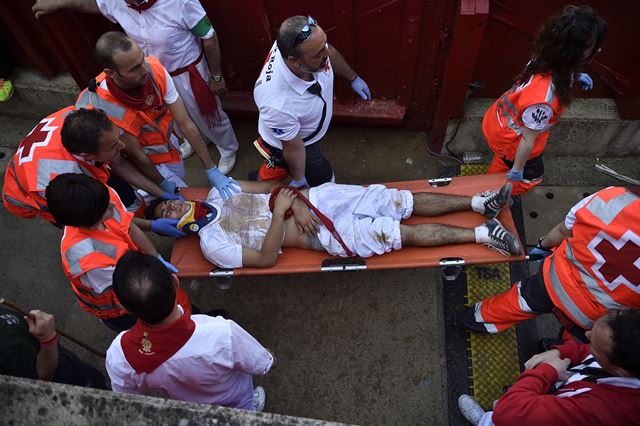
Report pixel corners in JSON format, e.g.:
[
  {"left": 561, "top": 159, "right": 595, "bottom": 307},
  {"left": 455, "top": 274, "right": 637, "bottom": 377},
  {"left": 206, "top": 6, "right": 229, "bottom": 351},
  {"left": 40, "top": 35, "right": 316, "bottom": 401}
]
[{"left": 177, "top": 201, "right": 221, "bottom": 235}]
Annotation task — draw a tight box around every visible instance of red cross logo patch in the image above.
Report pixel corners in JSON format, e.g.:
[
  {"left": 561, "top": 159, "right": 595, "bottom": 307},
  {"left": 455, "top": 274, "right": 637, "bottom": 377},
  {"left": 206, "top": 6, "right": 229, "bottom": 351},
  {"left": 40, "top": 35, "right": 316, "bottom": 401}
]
[
  {"left": 17, "top": 118, "right": 58, "bottom": 165},
  {"left": 588, "top": 230, "right": 640, "bottom": 293}
]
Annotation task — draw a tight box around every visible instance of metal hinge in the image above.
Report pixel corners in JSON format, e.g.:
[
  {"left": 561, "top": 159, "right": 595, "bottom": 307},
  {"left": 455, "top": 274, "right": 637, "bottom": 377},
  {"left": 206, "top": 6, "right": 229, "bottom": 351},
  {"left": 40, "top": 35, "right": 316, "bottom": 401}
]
[
  {"left": 427, "top": 177, "right": 452, "bottom": 187},
  {"left": 320, "top": 258, "right": 367, "bottom": 272},
  {"left": 439, "top": 258, "right": 465, "bottom": 281}
]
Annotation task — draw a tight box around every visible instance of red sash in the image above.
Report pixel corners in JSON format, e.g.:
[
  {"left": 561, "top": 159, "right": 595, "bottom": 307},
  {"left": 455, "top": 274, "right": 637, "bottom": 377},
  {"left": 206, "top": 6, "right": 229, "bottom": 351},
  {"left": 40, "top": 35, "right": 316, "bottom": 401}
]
[
  {"left": 268, "top": 186, "right": 354, "bottom": 257},
  {"left": 105, "top": 74, "right": 163, "bottom": 112},
  {"left": 169, "top": 50, "right": 221, "bottom": 127},
  {"left": 121, "top": 311, "right": 195, "bottom": 373},
  {"left": 127, "top": 0, "right": 159, "bottom": 12}
]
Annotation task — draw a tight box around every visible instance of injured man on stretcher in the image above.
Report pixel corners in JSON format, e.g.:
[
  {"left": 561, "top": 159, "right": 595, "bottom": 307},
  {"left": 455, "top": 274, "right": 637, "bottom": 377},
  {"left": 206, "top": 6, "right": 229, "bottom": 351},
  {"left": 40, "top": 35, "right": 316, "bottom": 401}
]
[{"left": 147, "top": 180, "right": 522, "bottom": 269}]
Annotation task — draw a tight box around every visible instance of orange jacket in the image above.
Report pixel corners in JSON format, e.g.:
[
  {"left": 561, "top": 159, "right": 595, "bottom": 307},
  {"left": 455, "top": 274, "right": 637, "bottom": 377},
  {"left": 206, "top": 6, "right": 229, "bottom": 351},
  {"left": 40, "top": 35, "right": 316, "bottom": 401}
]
[
  {"left": 483, "top": 74, "right": 565, "bottom": 161},
  {"left": 543, "top": 187, "right": 640, "bottom": 329},
  {"left": 2, "top": 106, "right": 110, "bottom": 222},
  {"left": 76, "top": 56, "right": 181, "bottom": 165},
  {"left": 61, "top": 187, "right": 191, "bottom": 319}
]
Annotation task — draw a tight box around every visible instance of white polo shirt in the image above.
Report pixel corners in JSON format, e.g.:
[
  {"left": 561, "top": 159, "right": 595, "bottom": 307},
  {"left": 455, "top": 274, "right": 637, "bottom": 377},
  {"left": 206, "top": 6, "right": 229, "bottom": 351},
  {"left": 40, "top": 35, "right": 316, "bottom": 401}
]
[
  {"left": 106, "top": 312, "right": 274, "bottom": 410},
  {"left": 254, "top": 42, "right": 334, "bottom": 148},
  {"left": 96, "top": 0, "right": 215, "bottom": 73}
]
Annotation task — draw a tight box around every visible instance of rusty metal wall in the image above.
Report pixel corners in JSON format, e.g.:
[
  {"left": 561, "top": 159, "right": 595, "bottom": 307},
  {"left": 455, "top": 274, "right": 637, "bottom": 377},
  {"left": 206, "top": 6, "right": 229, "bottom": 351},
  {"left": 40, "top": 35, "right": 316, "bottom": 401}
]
[{"left": 1, "top": 0, "right": 638, "bottom": 129}]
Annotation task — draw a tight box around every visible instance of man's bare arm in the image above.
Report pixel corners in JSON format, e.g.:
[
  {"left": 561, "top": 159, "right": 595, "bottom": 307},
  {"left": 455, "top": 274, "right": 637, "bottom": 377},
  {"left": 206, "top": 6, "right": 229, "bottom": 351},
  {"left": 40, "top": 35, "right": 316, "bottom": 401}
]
[
  {"left": 33, "top": 0, "right": 100, "bottom": 19},
  {"left": 109, "top": 155, "right": 165, "bottom": 198},
  {"left": 327, "top": 44, "right": 357, "bottom": 81},
  {"left": 281, "top": 136, "right": 306, "bottom": 181},
  {"left": 119, "top": 132, "right": 164, "bottom": 185},
  {"left": 167, "top": 96, "right": 216, "bottom": 170},
  {"left": 202, "top": 34, "right": 227, "bottom": 96}
]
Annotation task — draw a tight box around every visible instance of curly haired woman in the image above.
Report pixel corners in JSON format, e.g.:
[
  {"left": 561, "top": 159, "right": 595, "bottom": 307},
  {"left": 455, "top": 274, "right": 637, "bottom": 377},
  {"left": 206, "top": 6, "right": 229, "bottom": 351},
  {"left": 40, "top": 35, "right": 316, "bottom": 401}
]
[{"left": 483, "top": 5, "right": 607, "bottom": 195}]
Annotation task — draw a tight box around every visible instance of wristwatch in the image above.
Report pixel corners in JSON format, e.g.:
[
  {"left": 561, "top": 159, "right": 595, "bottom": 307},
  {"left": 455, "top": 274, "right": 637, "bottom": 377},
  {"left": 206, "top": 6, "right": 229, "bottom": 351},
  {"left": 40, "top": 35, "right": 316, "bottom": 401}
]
[{"left": 212, "top": 75, "right": 223, "bottom": 82}]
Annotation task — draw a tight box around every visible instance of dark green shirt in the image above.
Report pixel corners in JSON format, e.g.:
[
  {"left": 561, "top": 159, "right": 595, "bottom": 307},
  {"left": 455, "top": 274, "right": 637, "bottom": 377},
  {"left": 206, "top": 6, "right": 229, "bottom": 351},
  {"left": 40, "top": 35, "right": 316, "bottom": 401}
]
[{"left": 0, "top": 306, "right": 39, "bottom": 379}]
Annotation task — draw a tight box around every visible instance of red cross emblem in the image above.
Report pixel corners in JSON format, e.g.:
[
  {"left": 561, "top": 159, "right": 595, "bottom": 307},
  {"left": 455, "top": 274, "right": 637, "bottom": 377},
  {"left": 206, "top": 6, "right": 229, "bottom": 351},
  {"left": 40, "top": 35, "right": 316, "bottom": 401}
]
[
  {"left": 17, "top": 118, "right": 58, "bottom": 165},
  {"left": 588, "top": 230, "right": 640, "bottom": 293}
]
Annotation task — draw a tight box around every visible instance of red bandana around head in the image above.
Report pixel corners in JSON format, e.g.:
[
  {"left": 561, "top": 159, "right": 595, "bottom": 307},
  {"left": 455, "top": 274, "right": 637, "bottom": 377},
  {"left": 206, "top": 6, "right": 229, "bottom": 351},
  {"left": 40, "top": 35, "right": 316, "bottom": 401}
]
[
  {"left": 105, "top": 73, "right": 163, "bottom": 112},
  {"left": 121, "top": 311, "right": 195, "bottom": 374}
]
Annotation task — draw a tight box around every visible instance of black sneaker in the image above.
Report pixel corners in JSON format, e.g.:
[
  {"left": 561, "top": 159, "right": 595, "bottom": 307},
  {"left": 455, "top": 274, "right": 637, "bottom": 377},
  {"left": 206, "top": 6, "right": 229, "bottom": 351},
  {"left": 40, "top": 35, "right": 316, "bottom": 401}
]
[
  {"left": 481, "top": 219, "right": 522, "bottom": 256},
  {"left": 479, "top": 183, "right": 512, "bottom": 219}
]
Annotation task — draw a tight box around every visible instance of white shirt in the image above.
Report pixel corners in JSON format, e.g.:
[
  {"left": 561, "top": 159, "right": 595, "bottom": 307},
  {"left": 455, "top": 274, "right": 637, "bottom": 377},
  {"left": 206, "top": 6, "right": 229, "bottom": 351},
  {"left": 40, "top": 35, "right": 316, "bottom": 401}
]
[
  {"left": 106, "top": 312, "right": 274, "bottom": 410},
  {"left": 96, "top": 0, "right": 214, "bottom": 72},
  {"left": 254, "top": 42, "right": 334, "bottom": 148}
]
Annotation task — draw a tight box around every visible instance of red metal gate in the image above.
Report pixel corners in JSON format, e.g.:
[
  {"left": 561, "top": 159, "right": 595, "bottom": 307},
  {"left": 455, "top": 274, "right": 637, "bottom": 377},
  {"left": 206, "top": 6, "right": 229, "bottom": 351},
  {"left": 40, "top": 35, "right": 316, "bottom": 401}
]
[{"left": 1, "top": 0, "right": 638, "bottom": 139}]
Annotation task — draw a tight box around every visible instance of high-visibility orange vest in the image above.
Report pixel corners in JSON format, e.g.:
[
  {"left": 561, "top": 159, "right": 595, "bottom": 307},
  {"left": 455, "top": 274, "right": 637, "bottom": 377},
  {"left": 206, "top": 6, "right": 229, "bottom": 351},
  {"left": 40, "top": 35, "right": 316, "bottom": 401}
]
[
  {"left": 2, "top": 106, "right": 110, "bottom": 222},
  {"left": 483, "top": 73, "right": 566, "bottom": 161},
  {"left": 61, "top": 187, "right": 191, "bottom": 320},
  {"left": 76, "top": 56, "right": 181, "bottom": 166},
  {"left": 61, "top": 187, "right": 137, "bottom": 319},
  {"left": 543, "top": 187, "right": 640, "bottom": 329}
]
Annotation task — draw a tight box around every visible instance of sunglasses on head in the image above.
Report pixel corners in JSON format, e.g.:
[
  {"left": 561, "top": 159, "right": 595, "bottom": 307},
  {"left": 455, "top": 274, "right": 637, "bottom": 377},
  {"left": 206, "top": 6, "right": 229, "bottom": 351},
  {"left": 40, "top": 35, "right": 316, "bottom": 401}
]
[{"left": 287, "top": 16, "right": 317, "bottom": 56}]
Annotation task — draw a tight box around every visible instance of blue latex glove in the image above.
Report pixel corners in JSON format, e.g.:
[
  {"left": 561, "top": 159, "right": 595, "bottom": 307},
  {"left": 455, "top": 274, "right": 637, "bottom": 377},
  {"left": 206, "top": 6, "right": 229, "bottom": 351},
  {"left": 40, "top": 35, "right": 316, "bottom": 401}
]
[
  {"left": 157, "top": 254, "right": 179, "bottom": 273},
  {"left": 507, "top": 168, "right": 523, "bottom": 181},
  {"left": 350, "top": 76, "right": 371, "bottom": 100},
  {"left": 162, "top": 191, "right": 185, "bottom": 201},
  {"left": 206, "top": 166, "right": 240, "bottom": 201},
  {"left": 577, "top": 73, "right": 593, "bottom": 90},
  {"left": 159, "top": 178, "right": 177, "bottom": 194},
  {"left": 289, "top": 177, "right": 309, "bottom": 188},
  {"left": 151, "top": 218, "right": 187, "bottom": 238},
  {"left": 529, "top": 247, "right": 552, "bottom": 263}
]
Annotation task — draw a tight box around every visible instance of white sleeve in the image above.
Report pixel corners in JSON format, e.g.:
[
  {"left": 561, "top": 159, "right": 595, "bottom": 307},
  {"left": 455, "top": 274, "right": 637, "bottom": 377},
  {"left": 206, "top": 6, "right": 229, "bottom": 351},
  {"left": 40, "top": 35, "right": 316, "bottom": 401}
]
[
  {"left": 79, "top": 267, "right": 115, "bottom": 294},
  {"left": 565, "top": 193, "right": 597, "bottom": 230},
  {"left": 260, "top": 107, "right": 300, "bottom": 141},
  {"left": 106, "top": 336, "right": 143, "bottom": 394},
  {"left": 228, "top": 320, "right": 274, "bottom": 375},
  {"left": 94, "top": 0, "right": 118, "bottom": 23},
  {"left": 522, "top": 103, "right": 554, "bottom": 131},
  {"left": 199, "top": 225, "right": 243, "bottom": 269},
  {"left": 180, "top": 0, "right": 209, "bottom": 31},
  {"left": 163, "top": 68, "right": 180, "bottom": 104}
]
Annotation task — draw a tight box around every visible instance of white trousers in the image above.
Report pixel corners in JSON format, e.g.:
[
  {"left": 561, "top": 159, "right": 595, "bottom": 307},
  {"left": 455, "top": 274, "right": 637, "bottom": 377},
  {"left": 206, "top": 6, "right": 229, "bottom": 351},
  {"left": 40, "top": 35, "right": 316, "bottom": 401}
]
[{"left": 171, "top": 57, "right": 239, "bottom": 159}]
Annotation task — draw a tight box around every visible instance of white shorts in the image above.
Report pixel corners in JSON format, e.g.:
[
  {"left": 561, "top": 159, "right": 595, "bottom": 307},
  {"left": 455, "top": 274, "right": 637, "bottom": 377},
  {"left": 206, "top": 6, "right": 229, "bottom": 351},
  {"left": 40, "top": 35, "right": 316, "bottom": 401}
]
[{"left": 309, "top": 183, "right": 413, "bottom": 257}]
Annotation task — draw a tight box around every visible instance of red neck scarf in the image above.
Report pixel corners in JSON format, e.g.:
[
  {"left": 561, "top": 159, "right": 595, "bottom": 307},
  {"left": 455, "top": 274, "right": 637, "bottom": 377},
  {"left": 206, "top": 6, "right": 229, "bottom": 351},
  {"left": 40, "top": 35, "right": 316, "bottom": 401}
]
[
  {"left": 121, "top": 310, "right": 196, "bottom": 374},
  {"left": 126, "top": 0, "right": 159, "bottom": 12},
  {"left": 105, "top": 73, "right": 163, "bottom": 112}
]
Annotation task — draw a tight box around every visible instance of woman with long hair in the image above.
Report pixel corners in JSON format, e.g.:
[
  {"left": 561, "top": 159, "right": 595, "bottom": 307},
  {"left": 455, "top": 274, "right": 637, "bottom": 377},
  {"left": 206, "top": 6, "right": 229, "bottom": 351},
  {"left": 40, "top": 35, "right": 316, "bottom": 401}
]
[{"left": 483, "top": 5, "right": 607, "bottom": 195}]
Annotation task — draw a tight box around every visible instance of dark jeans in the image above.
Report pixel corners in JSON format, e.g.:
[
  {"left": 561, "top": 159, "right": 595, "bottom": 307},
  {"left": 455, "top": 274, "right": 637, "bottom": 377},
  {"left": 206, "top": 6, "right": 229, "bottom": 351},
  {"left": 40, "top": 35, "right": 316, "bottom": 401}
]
[
  {"left": 265, "top": 141, "right": 334, "bottom": 187},
  {"left": 52, "top": 345, "right": 107, "bottom": 389}
]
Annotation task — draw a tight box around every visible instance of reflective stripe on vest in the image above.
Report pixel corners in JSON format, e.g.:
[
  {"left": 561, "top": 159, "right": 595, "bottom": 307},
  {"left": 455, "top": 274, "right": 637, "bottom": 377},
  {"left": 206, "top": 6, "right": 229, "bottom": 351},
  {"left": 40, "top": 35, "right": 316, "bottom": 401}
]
[
  {"left": 496, "top": 95, "right": 524, "bottom": 136},
  {"left": 544, "top": 80, "right": 557, "bottom": 104},
  {"left": 76, "top": 90, "right": 127, "bottom": 121},
  {"left": 3, "top": 195, "right": 37, "bottom": 211},
  {"left": 73, "top": 291, "right": 121, "bottom": 313},
  {"left": 36, "top": 158, "right": 88, "bottom": 191},
  {"left": 7, "top": 158, "right": 49, "bottom": 212},
  {"left": 564, "top": 242, "right": 626, "bottom": 310},
  {"left": 547, "top": 254, "right": 594, "bottom": 329},
  {"left": 112, "top": 207, "right": 122, "bottom": 224},
  {"left": 586, "top": 192, "right": 638, "bottom": 225},
  {"left": 65, "top": 238, "right": 118, "bottom": 276}
]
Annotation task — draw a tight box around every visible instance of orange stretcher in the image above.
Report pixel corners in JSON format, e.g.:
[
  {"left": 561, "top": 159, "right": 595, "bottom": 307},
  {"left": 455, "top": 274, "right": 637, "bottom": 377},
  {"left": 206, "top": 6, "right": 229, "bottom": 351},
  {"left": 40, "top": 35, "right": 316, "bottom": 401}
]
[{"left": 171, "top": 173, "right": 525, "bottom": 279}]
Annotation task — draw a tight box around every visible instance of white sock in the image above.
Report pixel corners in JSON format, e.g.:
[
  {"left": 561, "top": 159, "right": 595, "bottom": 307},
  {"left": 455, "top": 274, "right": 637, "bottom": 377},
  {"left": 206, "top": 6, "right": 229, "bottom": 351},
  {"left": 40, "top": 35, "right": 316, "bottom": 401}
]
[
  {"left": 474, "top": 224, "right": 489, "bottom": 243},
  {"left": 471, "top": 195, "right": 485, "bottom": 214}
]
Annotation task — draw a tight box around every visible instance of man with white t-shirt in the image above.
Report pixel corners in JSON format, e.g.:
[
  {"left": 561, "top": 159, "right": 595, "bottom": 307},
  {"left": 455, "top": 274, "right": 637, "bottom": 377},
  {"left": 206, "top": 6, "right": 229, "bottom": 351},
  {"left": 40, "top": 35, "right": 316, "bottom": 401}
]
[
  {"left": 253, "top": 15, "right": 372, "bottom": 188},
  {"left": 76, "top": 32, "right": 239, "bottom": 201},
  {"left": 106, "top": 251, "right": 274, "bottom": 411},
  {"left": 33, "top": 0, "right": 239, "bottom": 173}
]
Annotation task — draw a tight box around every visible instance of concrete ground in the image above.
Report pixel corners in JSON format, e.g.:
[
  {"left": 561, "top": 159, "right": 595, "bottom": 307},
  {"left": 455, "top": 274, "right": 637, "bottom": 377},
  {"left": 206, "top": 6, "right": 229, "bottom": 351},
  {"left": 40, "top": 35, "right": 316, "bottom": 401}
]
[{"left": 1, "top": 100, "right": 638, "bottom": 424}]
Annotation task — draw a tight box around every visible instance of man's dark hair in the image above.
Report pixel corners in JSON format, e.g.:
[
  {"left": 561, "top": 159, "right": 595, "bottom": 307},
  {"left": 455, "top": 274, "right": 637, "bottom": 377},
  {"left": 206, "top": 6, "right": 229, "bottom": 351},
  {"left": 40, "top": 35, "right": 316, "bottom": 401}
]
[
  {"left": 95, "top": 31, "right": 133, "bottom": 70},
  {"left": 45, "top": 174, "right": 110, "bottom": 228},
  {"left": 113, "top": 251, "right": 176, "bottom": 325},
  {"left": 61, "top": 108, "right": 112, "bottom": 155},
  {"left": 605, "top": 309, "right": 640, "bottom": 377},
  {"left": 515, "top": 5, "right": 607, "bottom": 106},
  {"left": 276, "top": 15, "right": 316, "bottom": 59},
  {"left": 144, "top": 197, "right": 165, "bottom": 220}
]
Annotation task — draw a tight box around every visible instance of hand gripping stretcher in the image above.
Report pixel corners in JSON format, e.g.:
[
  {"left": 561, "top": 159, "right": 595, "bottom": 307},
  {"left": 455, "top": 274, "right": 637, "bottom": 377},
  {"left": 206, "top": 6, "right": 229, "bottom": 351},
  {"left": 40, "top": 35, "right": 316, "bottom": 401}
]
[{"left": 170, "top": 174, "right": 525, "bottom": 285}]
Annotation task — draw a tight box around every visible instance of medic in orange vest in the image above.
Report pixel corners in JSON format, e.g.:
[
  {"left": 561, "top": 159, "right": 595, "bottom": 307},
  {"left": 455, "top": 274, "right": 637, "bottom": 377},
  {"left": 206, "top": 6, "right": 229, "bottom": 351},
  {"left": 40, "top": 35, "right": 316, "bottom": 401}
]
[
  {"left": 457, "top": 186, "right": 640, "bottom": 341},
  {"left": 483, "top": 5, "right": 606, "bottom": 195},
  {"left": 46, "top": 173, "right": 188, "bottom": 332},
  {"left": 78, "top": 31, "right": 240, "bottom": 201},
  {"left": 3, "top": 107, "right": 115, "bottom": 223}
]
